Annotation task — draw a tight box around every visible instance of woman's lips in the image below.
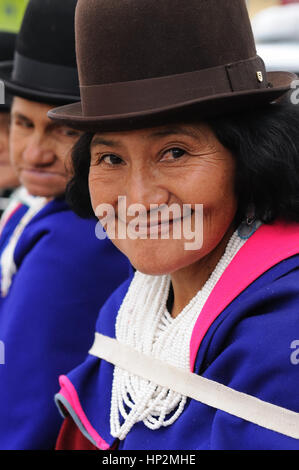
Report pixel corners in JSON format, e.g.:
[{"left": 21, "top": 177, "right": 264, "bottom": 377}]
[
  {"left": 22, "top": 168, "right": 65, "bottom": 177},
  {"left": 137, "top": 217, "right": 179, "bottom": 229},
  {"left": 20, "top": 168, "right": 67, "bottom": 190},
  {"left": 20, "top": 169, "right": 67, "bottom": 185},
  {"left": 115, "top": 210, "right": 194, "bottom": 237}
]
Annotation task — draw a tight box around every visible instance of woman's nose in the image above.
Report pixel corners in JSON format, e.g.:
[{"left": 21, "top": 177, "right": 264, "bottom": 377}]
[{"left": 125, "top": 169, "right": 169, "bottom": 210}]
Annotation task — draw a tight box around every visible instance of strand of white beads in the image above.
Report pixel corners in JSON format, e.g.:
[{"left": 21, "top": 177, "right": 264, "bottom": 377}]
[{"left": 110, "top": 228, "right": 253, "bottom": 440}]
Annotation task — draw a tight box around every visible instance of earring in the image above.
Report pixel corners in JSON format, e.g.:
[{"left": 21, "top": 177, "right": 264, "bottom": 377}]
[{"left": 238, "top": 205, "right": 257, "bottom": 240}]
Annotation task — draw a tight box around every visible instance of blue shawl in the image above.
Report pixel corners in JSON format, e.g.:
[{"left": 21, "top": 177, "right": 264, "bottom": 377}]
[
  {"left": 0, "top": 198, "right": 130, "bottom": 449},
  {"left": 56, "top": 221, "right": 299, "bottom": 450}
]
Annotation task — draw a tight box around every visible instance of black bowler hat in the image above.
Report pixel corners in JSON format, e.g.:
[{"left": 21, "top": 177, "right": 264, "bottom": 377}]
[
  {"left": 0, "top": 32, "right": 16, "bottom": 110},
  {"left": 0, "top": 0, "right": 79, "bottom": 105},
  {"left": 49, "top": 0, "right": 297, "bottom": 132}
]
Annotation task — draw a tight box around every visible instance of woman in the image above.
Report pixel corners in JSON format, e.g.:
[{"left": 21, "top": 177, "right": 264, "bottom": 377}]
[{"left": 49, "top": 0, "right": 299, "bottom": 450}]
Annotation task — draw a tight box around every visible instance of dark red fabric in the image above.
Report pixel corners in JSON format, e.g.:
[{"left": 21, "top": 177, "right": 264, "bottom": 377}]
[{"left": 55, "top": 417, "right": 98, "bottom": 450}]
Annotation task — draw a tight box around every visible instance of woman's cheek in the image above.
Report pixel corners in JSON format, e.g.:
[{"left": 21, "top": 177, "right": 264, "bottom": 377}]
[
  {"left": 88, "top": 173, "right": 105, "bottom": 212},
  {"left": 88, "top": 172, "right": 119, "bottom": 213}
]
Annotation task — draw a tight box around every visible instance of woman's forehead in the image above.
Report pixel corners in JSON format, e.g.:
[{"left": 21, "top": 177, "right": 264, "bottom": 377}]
[{"left": 90, "top": 122, "right": 209, "bottom": 148}]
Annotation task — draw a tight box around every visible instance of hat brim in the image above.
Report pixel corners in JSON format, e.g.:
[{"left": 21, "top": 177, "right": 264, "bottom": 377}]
[
  {"left": 0, "top": 62, "right": 80, "bottom": 106},
  {"left": 47, "top": 71, "right": 297, "bottom": 132}
]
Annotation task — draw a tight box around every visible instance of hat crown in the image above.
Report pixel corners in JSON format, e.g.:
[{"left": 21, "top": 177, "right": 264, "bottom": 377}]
[
  {"left": 75, "top": 0, "right": 256, "bottom": 86},
  {"left": 0, "top": 32, "right": 16, "bottom": 62},
  {"left": 16, "top": 0, "right": 77, "bottom": 68},
  {"left": 47, "top": 0, "right": 294, "bottom": 131},
  {"left": 5, "top": 0, "right": 80, "bottom": 103}
]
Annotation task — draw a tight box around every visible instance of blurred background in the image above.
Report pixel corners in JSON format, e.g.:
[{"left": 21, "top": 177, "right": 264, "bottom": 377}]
[
  {"left": 0, "top": 0, "right": 297, "bottom": 73},
  {"left": 0, "top": 0, "right": 28, "bottom": 32},
  {"left": 248, "top": 0, "right": 281, "bottom": 17},
  {"left": 248, "top": 0, "right": 299, "bottom": 73}
]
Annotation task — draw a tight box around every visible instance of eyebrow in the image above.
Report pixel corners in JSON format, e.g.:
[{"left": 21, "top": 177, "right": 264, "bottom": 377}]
[
  {"left": 91, "top": 126, "right": 201, "bottom": 150},
  {"left": 12, "top": 112, "right": 68, "bottom": 132},
  {"left": 12, "top": 112, "right": 32, "bottom": 123},
  {"left": 149, "top": 126, "right": 201, "bottom": 140},
  {"left": 90, "top": 137, "right": 123, "bottom": 149}
]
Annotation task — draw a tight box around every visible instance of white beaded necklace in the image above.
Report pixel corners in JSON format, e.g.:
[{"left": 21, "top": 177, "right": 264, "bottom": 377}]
[{"left": 110, "top": 227, "right": 257, "bottom": 440}]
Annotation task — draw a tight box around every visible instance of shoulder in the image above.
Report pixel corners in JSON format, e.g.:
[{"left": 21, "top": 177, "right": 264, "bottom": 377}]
[
  {"left": 203, "top": 254, "right": 299, "bottom": 360},
  {"left": 203, "top": 255, "right": 299, "bottom": 400},
  {"left": 15, "top": 198, "right": 106, "bottom": 264},
  {"left": 11, "top": 199, "right": 130, "bottom": 294},
  {"left": 229, "top": 257, "right": 299, "bottom": 361},
  {"left": 24, "top": 198, "right": 98, "bottom": 239},
  {"left": 191, "top": 220, "right": 299, "bottom": 371},
  {"left": 201, "top": 258, "right": 299, "bottom": 448}
]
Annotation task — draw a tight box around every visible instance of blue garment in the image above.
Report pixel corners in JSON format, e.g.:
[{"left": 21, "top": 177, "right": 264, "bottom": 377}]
[
  {"left": 56, "top": 222, "right": 299, "bottom": 450},
  {"left": 0, "top": 198, "right": 130, "bottom": 449}
]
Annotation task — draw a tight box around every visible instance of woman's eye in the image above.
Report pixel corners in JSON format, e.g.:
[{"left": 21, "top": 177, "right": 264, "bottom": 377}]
[
  {"left": 58, "top": 127, "right": 81, "bottom": 138},
  {"left": 15, "top": 119, "right": 33, "bottom": 129},
  {"left": 98, "top": 154, "right": 124, "bottom": 165},
  {"left": 161, "top": 148, "right": 186, "bottom": 161}
]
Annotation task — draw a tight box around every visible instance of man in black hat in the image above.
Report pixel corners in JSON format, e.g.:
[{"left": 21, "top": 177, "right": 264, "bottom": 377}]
[
  {"left": 0, "top": 0, "right": 130, "bottom": 450},
  {"left": 0, "top": 31, "right": 19, "bottom": 216}
]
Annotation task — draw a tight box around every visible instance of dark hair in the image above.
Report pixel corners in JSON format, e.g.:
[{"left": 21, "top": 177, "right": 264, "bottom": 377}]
[
  {"left": 67, "top": 103, "right": 299, "bottom": 224},
  {"left": 67, "top": 132, "right": 94, "bottom": 218}
]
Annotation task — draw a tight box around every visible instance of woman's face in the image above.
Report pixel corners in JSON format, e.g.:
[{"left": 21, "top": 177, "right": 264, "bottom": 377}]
[{"left": 89, "top": 122, "right": 237, "bottom": 275}]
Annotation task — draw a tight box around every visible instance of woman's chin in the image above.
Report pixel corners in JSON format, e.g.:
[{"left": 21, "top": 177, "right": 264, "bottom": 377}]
[
  {"left": 113, "top": 238, "right": 204, "bottom": 276},
  {"left": 128, "top": 249, "right": 199, "bottom": 276},
  {"left": 133, "top": 263, "right": 173, "bottom": 276}
]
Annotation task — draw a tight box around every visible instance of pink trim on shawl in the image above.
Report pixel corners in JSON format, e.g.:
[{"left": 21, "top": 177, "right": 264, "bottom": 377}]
[
  {"left": 58, "top": 375, "right": 111, "bottom": 450},
  {"left": 190, "top": 221, "right": 299, "bottom": 371},
  {"left": 0, "top": 203, "right": 23, "bottom": 236}
]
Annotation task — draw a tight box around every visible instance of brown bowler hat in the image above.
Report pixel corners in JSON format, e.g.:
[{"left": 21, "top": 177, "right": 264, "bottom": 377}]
[{"left": 48, "top": 0, "right": 297, "bottom": 131}]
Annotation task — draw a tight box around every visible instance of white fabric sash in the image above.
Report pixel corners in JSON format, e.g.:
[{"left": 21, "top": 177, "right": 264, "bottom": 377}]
[
  {"left": 0, "top": 191, "right": 47, "bottom": 297},
  {"left": 89, "top": 332, "right": 299, "bottom": 440}
]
